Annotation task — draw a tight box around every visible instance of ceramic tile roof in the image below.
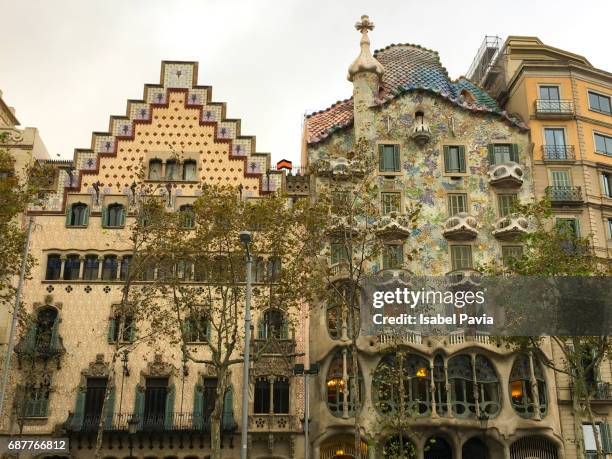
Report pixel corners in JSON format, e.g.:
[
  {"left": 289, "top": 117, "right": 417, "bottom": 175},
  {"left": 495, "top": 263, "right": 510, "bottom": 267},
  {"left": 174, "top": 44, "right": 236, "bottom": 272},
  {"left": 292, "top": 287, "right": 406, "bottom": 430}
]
[{"left": 305, "top": 44, "right": 527, "bottom": 144}]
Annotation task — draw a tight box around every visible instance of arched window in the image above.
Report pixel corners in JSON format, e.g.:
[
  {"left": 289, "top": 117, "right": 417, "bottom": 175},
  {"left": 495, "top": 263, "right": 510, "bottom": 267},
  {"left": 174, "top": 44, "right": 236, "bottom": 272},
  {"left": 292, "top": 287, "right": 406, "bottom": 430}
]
[
  {"left": 258, "top": 309, "right": 288, "bottom": 340},
  {"left": 104, "top": 203, "right": 125, "bottom": 228},
  {"left": 510, "top": 436, "right": 558, "bottom": 459},
  {"left": 327, "top": 301, "right": 341, "bottom": 340},
  {"left": 433, "top": 355, "right": 448, "bottom": 416},
  {"left": 45, "top": 254, "right": 61, "bottom": 280},
  {"left": 120, "top": 256, "right": 131, "bottom": 281},
  {"left": 267, "top": 257, "right": 281, "bottom": 282},
  {"left": 448, "top": 354, "right": 475, "bottom": 418},
  {"left": 67, "top": 203, "right": 89, "bottom": 227},
  {"left": 326, "top": 349, "right": 362, "bottom": 417},
  {"left": 101, "top": 255, "right": 118, "bottom": 281},
  {"left": 251, "top": 257, "right": 265, "bottom": 282},
  {"left": 425, "top": 436, "right": 452, "bottom": 459},
  {"left": 462, "top": 437, "right": 488, "bottom": 459},
  {"left": 510, "top": 354, "right": 547, "bottom": 418},
  {"left": 183, "top": 314, "right": 209, "bottom": 343},
  {"left": 475, "top": 354, "right": 501, "bottom": 417},
  {"left": 183, "top": 160, "right": 197, "bottom": 180},
  {"left": 83, "top": 255, "right": 99, "bottom": 280},
  {"left": 35, "top": 307, "right": 59, "bottom": 353},
  {"left": 166, "top": 160, "right": 179, "bottom": 180},
  {"left": 373, "top": 353, "right": 431, "bottom": 417},
  {"left": 179, "top": 205, "right": 195, "bottom": 229},
  {"left": 148, "top": 159, "right": 162, "bottom": 180},
  {"left": 63, "top": 254, "right": 81, "bottom": 280},
  {"left": 382, "top": 435, "right": 417, "bottom": 458}
]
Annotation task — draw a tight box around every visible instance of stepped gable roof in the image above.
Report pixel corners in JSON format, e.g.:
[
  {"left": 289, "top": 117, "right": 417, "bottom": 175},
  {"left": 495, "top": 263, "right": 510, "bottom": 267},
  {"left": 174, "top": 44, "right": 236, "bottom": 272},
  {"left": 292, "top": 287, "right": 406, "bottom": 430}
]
[{"left": 305, "top": 43, "right": 527, "bottom": 144}]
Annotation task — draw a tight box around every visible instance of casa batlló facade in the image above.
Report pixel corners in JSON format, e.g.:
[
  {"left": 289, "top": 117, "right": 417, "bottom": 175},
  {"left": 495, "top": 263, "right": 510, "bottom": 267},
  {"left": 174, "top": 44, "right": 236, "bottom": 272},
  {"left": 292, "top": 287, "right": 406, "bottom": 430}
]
[{"left": 0, "top": 14, "right": 611, "bottom": 459}]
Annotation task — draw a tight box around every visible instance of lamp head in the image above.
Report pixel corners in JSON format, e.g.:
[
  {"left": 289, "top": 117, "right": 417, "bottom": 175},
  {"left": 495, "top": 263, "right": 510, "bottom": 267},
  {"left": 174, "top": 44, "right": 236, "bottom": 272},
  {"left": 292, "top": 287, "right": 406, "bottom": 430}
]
[{"left": 239, "top": 230, "right": 252, "bottom": 245}]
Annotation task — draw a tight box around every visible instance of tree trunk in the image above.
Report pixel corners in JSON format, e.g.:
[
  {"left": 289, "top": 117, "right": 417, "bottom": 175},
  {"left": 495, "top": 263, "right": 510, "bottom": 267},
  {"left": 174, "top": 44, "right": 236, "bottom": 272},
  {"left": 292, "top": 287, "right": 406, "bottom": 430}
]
[
  {"left": 585, "top": 390, "right": 603, "bottom": 459},
  {"left": 94, "top": 352, "right": 119, "bottom": 459},
  {"left": 210, "top": 367, "right": 228, "bottom": 459}
]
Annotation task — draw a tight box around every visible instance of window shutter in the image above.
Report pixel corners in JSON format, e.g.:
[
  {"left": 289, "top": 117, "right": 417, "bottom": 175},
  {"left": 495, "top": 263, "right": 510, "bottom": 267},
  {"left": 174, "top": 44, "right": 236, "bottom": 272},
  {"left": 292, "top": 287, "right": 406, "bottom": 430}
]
[
  {"left": 181, "top": 320, "right": 191, "bottom": 342},
  {"left": 222, "top": 386, "right": 235, "bottom": 431},
  {"left": 281, "top": 319, "right": 289, "bottom": 340},
  {"left": 393, "top": 145, "right": 400, "bottom": 171},
  {"left": 128, "top": 320, "right": 136, "bottom": 342},
  {"left": 458, "top": 146, "right": 466, "bottom": 172},
  {"left": 65, "top": 205, "right": 73, "bottom": 226},
  {"left": 487, "top": 144, "right": 495, "bottom": 165},
  {"left": 134, "top": 384, "right": 144, "bottom": 427},
  {"left": 24, "top": 323, "right": 38, "bottom": 350},
  {"left": 443, "top": 146, "right": 450, "bottom": 172},
  {"left": 193, "top": 384, "right": 203, "bottom": 429},
  {"left": 72, "top": 385, "right": 86, "bottom": 430},
  {"left": 104, "top": 384, "right": 115, "bottom": 429},
  {"left": 601, "top": 422, "right": 612, "bottom": 453},
  {"left": 164, "top": 384, "right": 175, "bottom": 429},
  {"left": 101, "top": 207, "right": 108, "bottom": 227},
  {"left": 118, "top": 208, "right": 126, "bottom": 227},
  {"left": 82, "top": 206, "right": 90, "bottom": 226},
  {"left": 511, "top": 144, "right": 520, "bottom": 163},
  {"left": 258, "top": 317, "right": 266, "bottom": 339},
  {"left": 378, "top": 145, "right": 384, "bottom": 172},
  {"left": 107, "top": 317, "right": 116, "bottom": 344}
]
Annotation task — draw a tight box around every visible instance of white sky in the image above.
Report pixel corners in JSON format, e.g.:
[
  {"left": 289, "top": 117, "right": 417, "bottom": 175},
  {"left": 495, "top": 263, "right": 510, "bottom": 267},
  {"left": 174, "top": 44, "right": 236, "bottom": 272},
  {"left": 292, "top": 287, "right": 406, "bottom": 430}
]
[{"left": 1, "top": 0, "right": 611, "bottom": 165}]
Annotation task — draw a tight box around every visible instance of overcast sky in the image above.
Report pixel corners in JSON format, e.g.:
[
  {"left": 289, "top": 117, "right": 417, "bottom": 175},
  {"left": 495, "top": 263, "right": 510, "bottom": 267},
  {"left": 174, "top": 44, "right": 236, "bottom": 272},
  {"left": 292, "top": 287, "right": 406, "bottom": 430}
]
[{"left": 2, "top": 0, "right": 611, "bottom": 165}]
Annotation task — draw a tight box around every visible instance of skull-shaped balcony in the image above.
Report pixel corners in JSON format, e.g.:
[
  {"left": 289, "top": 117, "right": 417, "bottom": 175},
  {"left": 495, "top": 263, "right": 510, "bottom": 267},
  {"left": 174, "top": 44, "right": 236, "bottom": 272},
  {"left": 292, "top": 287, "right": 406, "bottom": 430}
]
[
  {"left": 325, "top": 216, "right": 360, "bottom": 239},
  {"left": 488, "top": 162, "right": 524, "bottom": 188},
  {"left": 375, "top": 212, "right": 412, "bottom": 239},
  {"left": 446, "top": 268, "right": 482, "bottom": 286},
  {"left": 492, "top": 215, "right": 529, "bottom": 241},
  {"left": 314, "top": 157, "right": 364, "bottom": 180},
  {"left": 329, "top": 261, "right": 351, "bottom": 282},
  {"left": 411, "top": 112, "right": 431, "bottom": 145},
  {"left": 442, "top": 213, "right": 478, "bottom": 241}
]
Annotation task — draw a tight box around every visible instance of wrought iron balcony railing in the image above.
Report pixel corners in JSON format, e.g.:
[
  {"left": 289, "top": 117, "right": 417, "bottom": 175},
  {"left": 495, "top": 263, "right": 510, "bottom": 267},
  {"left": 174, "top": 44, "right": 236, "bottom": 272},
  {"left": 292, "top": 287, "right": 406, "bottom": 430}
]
[
  {"left": 546, "top": 186, "right": 583, "bottom": 203},
  {"left": 542, "top": 145, "right": 576, "bottom": 161},
  {"left": 65, "top": 411, "right": 236, "bottom": 433},
  {"left": 535, "top": 99, "right": 575, "bottom": 116}
]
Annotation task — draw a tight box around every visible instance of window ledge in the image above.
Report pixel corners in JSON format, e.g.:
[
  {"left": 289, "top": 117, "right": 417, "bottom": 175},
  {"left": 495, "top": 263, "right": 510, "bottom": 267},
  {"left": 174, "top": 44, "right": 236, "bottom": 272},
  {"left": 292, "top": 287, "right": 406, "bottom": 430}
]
[{"left": 589, "top": 108, "right": 612, "bottom": 117}]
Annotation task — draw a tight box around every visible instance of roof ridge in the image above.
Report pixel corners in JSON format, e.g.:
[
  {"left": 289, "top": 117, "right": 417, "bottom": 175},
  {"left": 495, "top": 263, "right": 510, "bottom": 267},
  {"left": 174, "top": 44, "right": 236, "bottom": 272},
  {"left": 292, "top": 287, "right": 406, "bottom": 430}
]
[{"left": 306, "top": 97, "right": 352, "bottom": 118}]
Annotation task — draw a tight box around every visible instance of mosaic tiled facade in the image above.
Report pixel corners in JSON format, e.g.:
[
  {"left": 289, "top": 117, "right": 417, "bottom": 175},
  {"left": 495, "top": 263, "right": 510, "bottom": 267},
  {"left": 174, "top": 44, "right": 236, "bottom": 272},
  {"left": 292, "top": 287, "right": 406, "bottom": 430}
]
[{"left": 303, "top": 17, "right": 568, "bottom": 459}]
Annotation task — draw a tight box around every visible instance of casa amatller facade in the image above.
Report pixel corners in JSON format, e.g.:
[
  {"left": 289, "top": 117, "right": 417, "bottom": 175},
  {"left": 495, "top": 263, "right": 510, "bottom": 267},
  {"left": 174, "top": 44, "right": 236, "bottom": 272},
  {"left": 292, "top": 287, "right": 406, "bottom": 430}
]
[{"left": 0, "top": 14, "right": 611, "bottom": 459}]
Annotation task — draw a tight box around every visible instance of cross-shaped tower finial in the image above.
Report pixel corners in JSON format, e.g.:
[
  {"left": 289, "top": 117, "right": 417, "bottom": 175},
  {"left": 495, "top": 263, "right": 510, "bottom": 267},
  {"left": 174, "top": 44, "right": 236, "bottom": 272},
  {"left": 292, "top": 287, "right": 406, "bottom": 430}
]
[{"left": 355, "top": 15, "right": 374, "bottom": 34}]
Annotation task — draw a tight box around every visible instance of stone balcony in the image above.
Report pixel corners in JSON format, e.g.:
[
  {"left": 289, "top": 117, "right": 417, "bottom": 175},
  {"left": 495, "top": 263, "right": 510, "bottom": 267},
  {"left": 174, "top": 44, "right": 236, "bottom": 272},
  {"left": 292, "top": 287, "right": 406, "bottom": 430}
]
[
  {"left": 248, "top": 414, "right": 300, "bottom": 433},
  {"left": 314, "top": 157, "right": 365, "bottom": 179},
  {"left": 488, "top": 162, "right": 524, "bottom": 188},
  {"left": 325, "top": 216, "right": 360, "bottom": 238},
  {"left": 442, "top": 212, "right": 478, "bottom": 240},
  {"left": 329, "top": 261, "right": 351, "bottom": 282},
  {"left": 375, "top": 212, "right": 412, "bottom": 239},
  {"left": 492, "top": 215, "right": 529, "bottom": 241}
]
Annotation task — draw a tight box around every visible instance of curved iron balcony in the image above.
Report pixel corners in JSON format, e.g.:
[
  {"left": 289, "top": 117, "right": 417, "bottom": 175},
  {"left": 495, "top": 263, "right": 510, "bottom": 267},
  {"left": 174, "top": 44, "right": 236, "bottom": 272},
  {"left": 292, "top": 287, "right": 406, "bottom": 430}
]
[
  {"left": 535, "top": 99, "right": 574, "bottom": 118},
  {"left": 492, "top": 215, "right": 529, "bottom": 241},
  {"left": 488, "top": 162, "right": 524, "bottom": 188},
  {"left": 375, "top": 212, "right": 412, "bottom": 239},
  {"left": 542, "top": 145, "right": 576, "bottom": 161},
  {"left": 546, "top": 186, "right": 583, "bottom": 205},
  {"left": 442, "top": 212, "right": 478, "bottom": 240}
]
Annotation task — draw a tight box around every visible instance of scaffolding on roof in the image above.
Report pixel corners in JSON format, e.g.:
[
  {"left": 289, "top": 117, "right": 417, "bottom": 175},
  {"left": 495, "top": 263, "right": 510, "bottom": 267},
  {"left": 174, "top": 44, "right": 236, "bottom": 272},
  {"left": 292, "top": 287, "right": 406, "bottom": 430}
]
[{"left": 467, "top": 36, "right": 503, "bottom": 86}]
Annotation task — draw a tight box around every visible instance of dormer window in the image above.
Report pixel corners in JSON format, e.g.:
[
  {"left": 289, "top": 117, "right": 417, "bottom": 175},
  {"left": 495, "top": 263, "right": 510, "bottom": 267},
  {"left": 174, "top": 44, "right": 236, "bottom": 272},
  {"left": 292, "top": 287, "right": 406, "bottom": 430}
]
[{"left": 148, "top": 159, "right": 162, "bottom": 180}]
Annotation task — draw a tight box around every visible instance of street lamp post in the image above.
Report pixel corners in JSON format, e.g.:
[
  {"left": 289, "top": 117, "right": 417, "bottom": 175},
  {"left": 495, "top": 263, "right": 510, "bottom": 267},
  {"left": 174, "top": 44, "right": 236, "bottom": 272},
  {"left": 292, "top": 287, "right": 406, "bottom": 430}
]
[
  {"left": 127, "top": 416, "right": 139, "bottom": 458},
  {"left": 294, "top": 362, "right": 320, "bottom": 459},
  {"left": 239, "top": 230, "right": 253, "bottom": 459}
]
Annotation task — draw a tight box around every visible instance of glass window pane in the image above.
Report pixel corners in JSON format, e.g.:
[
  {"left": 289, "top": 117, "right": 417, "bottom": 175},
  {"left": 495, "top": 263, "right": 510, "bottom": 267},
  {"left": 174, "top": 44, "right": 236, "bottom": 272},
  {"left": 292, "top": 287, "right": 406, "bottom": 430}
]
[{"left": 448, "top": 194, "right": 467, "bottom": 215}]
